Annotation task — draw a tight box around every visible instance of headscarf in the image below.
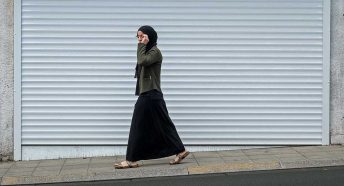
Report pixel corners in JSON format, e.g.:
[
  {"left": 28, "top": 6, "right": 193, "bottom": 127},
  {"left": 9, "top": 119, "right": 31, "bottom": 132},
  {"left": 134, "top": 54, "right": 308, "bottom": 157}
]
[
  {"left": 137, "top": 25, "right": 158, "bottom": 53},
  {"left": 134, "top": 25, "right": 158, "bottom": 95}
]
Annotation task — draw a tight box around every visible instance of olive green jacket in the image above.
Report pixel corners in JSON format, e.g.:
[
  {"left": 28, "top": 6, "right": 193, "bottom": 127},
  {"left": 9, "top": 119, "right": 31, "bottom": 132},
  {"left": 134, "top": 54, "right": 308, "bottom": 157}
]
[{"left": 137, "top": 43, "right": 163, "bottom": 95}]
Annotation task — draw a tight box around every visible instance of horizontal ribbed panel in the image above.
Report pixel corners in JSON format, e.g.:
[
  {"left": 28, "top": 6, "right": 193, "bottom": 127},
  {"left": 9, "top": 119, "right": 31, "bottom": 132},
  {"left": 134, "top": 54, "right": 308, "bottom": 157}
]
[{"left": 21, "top": 0, "right": 325, "bottom": 145}]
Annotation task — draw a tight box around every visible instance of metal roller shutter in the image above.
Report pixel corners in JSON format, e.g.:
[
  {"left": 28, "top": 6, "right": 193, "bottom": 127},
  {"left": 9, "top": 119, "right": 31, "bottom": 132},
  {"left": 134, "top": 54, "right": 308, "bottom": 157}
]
[{"left": 15, "top": 0, "right": 330, "bottom": 160}]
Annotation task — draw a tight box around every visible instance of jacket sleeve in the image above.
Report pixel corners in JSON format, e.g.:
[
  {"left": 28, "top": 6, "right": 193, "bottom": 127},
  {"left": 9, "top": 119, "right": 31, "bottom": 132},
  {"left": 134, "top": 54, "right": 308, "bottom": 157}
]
[{"left": 137, "top": 43, "right": 161, "bottom": 66}]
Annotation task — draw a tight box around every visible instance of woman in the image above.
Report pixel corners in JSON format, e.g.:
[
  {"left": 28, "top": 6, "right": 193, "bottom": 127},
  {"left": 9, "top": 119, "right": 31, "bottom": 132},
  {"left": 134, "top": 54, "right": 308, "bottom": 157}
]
[{"left": 114, "top": 25, "right": 189, "bottom": 169}]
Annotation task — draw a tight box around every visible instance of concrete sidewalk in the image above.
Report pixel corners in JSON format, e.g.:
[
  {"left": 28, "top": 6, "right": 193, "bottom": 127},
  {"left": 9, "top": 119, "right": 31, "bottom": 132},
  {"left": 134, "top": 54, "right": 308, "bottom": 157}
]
[{"left": 1, "top": 145, "right": 344, "bottom": 185}]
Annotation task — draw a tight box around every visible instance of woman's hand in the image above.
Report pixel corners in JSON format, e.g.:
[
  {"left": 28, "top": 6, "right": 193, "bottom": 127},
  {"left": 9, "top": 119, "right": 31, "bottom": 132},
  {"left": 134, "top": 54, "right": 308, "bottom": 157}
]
[{"left": 141, "top": 34, "right": 149, "bottom": 45}]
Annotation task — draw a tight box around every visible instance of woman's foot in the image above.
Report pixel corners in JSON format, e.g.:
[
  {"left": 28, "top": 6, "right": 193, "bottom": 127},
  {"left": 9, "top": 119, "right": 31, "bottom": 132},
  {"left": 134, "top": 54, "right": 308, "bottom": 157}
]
[
  {"left": 113, "top": 160, "right": 140, "bottom": 169},
  {"left": 169, "top": 150, "right": 190, "bottom": 165}
]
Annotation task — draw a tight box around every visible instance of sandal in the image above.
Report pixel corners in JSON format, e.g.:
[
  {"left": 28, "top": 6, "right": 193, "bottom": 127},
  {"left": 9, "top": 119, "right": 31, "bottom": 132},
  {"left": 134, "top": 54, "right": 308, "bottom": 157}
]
[
  {"left": 169, "top": 150, "right": 190, "bottom": 165},
  {"left": 113, "top": 160, "right": 140, "bottom": 169}
]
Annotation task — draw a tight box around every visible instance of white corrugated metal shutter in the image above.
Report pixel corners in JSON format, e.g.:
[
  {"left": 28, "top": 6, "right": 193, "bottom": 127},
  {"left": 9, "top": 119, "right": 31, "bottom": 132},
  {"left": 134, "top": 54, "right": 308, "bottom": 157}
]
[{"left": 17, "top": 0, "right": 330, "bottom": 160}]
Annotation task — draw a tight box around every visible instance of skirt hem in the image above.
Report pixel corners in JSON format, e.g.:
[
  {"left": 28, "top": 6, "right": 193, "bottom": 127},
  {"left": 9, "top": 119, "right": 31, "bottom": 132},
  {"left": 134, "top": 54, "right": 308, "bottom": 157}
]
[{"left": 126, "top": 147, "right": 185, "bottom": 161}]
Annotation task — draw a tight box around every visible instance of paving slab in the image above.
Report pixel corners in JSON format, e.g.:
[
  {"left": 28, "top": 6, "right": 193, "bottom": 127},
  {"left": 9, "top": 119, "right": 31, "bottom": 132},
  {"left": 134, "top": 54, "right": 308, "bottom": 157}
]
[
  {"left": 196, "top": 158, "right": 225, "bottom": 166},
  {"left": 10, "top": 160, "right": 40, "bottom": 168},
  {"left": 6, "top": 167, "right": 35, "bottom": 174},
  {"left": 299, "top": 151, "right": 331, "bottom": 155},
  {"left": 38, "top": 159, "right": 65, "bottom": 167},
  {"left": 192, "top": 151, "right": 221, "bottom": 158},
  {"left": 32, "top": 170, "right": 60, "bottom": 176},
  {"left": 4, "top": 171, "right": 33, "bottom": 177},
  {"left": 328, "top": 151, "right": 344, "bottom": 154},
  {"left": 246, "top": 154, "right": 279, "bottom": 160},
  {"left": 60, "top": 164, "right": 88, "bottom": 176},
  {"left": 90, "top": 157, "right": 116, "bottom": 164},
  {"left": 89, "top": 162, "right": 113, "bottom": 169},
  {"left": 1, "top": 145, "right": 344, "bottom": 185},
  {"left": 241, "top": 148, "right": 275, "bottom": 155},
  {"left": 221, "top": 156, "right": 251, "bottom": 162},
  {"left": 34, "top": 166, "right": 61, "bottom": 172},
  {"left": 292, "top": 146, "right": 333, "bottom": 152},
  {"left": 217, "top": 150, "right": 246, "bottom": 157},
  {"left": 273, "top": 153, "right": 305, "bottom": 158},
  {"left": 64, "top": 158, "right": 91, "bottom": 166},
  {"left": 251, "top": 159, "right": 280, "bottom": 163},
  {"left": 278, "top": 157, "right": 309, "bottom": 162},
  {"left": 88, "top": 167, "right": 115, "bottom": 175},
  {"left": 0, "top": 163, "right": 13, "bottom": 169},
  {"left": 188, "top": 161, "right": 282, "bottom": 174},
  {"left": 0, "top": 169, "right": 9, "bottom": 177}
]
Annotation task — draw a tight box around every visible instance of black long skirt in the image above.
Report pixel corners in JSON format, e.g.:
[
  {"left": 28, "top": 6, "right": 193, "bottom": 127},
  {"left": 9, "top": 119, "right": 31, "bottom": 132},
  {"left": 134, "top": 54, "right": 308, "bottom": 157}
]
[{"left": 126, "top": 89, "right": 185, "bottom": 161}]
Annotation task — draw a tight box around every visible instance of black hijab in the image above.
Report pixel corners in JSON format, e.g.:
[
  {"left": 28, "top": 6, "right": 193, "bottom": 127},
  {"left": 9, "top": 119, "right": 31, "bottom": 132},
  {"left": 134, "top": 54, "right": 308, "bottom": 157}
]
[
  {"left": 137, "top": 25, "right": 158, "bottom": 53},
  {"left": 135, "top": 25, "right": 158, "bottom": 95}
]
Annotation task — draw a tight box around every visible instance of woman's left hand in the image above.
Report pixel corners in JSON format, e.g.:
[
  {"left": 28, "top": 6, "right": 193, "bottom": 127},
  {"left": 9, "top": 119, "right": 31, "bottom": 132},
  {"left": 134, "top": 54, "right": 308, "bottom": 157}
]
[{"left": 142, "top": 34, "right": 149, "bottom": 45}]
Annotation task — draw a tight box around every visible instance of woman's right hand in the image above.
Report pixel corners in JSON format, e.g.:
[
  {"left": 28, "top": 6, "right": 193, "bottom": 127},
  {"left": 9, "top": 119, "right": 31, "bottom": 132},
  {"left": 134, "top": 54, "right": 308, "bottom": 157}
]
[{"left": 141, "top": 34, "right": 149, "bottom": 45}]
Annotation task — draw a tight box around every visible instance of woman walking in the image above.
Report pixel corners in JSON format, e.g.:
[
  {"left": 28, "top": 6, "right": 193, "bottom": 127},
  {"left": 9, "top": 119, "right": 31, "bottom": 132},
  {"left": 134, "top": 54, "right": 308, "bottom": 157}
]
[{"left": 114, "top": 25, "right": 189, "bottom": 169}]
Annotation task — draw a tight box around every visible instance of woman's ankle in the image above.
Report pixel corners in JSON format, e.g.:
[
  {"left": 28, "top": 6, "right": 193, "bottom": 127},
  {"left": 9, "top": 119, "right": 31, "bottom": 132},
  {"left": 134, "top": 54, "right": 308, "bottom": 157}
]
[{"left": 178, "top": 150, "right": 186, "bottom": 155}]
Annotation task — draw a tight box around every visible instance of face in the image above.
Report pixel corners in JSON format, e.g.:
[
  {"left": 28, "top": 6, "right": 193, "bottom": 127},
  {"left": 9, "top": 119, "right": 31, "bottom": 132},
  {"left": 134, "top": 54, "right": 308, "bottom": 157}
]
[{"left": 137, "top": 31, "right": 144, "bottom": 43}]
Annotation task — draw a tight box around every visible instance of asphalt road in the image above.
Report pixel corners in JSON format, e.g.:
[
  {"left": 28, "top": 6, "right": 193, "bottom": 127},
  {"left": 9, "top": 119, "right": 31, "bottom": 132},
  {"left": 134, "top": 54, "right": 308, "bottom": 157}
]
[{"left": 32, "top": 166, "right": 344, "bottom": 186}]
